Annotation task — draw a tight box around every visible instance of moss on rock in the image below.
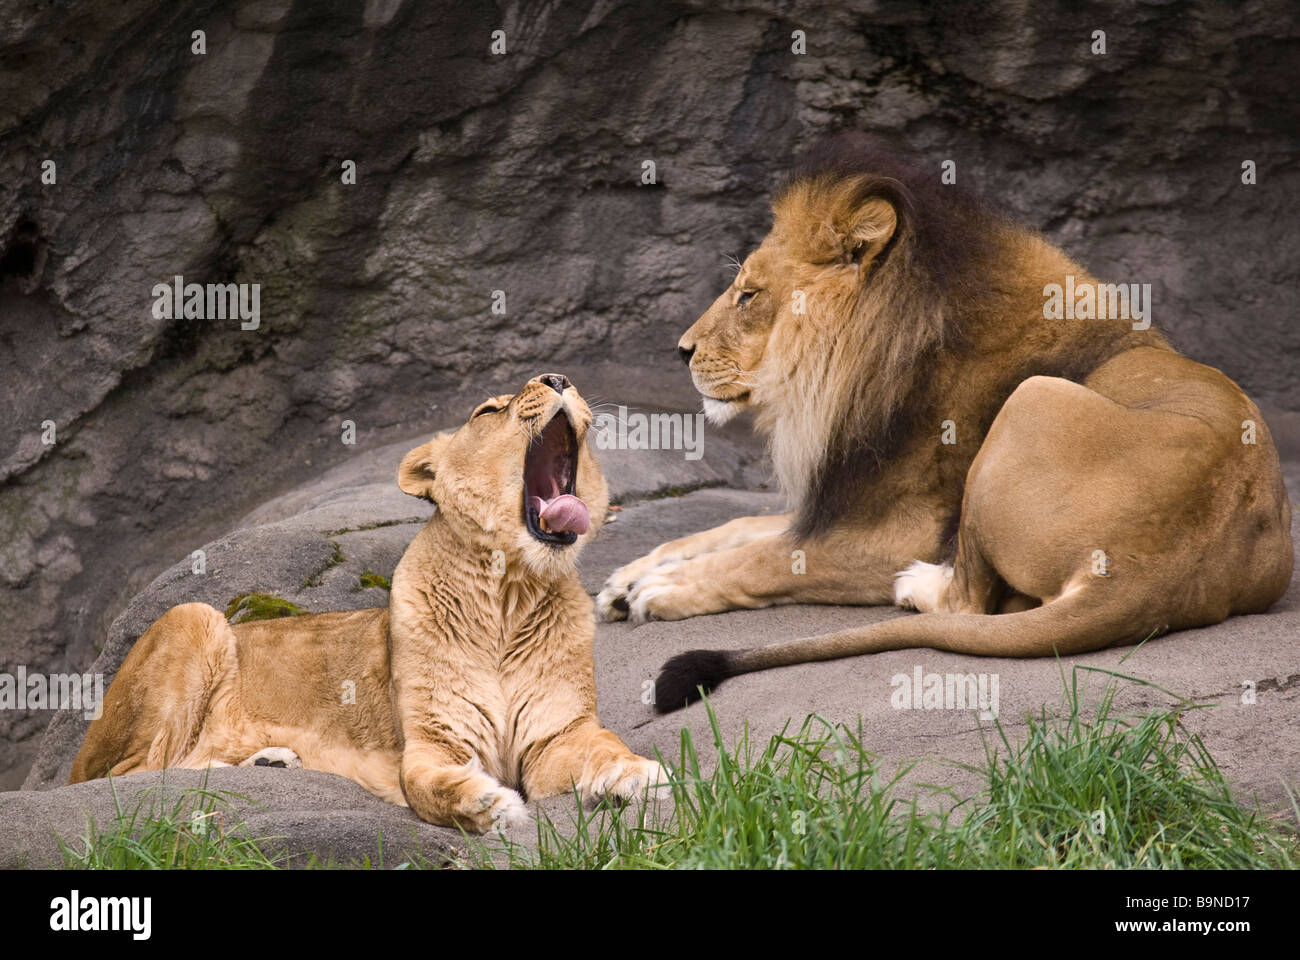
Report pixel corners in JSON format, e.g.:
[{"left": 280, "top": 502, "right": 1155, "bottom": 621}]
[
  {"left": 358, "top": 569, "right": 391, "bottom": 591},
  {"left": 225, "top": 593, "right": 309, "bottom": 623}
]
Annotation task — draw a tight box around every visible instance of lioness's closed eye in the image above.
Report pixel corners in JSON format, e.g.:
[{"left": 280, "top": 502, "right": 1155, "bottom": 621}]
[{"left": 72, "top": 373, "right": 665, "bottom": 832}]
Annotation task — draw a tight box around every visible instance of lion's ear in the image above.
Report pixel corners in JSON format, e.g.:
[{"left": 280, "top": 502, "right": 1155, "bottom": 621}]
[
  {"left": 844, "top": 197, "right": 897, "bottom": 267},
  {"left": 397, "top": 432, "right": 453, "bottom": 501}
]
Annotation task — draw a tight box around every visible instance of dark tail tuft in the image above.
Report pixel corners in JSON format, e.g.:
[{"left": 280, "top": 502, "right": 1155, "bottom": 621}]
[{"left": 654, "top": 650, "right": 733, "bottom": 714}]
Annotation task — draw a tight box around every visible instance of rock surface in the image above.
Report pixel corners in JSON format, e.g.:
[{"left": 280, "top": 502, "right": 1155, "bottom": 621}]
[
  {"left": 6, "top": 454, "right": 1298, "bottom": 867},
  {"left": 2, "top": 0, "right": 1298, "bottom": 789},
  {"left": 1, "top": 767, "right": 462, "bottom": 869}
]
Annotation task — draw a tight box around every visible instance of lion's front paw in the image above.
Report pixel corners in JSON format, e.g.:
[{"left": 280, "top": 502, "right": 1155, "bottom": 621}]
[
  {"left": 625, "top": 563, "right": 718, "bottom": 623},
  {"left": 595, "top": 581, "right": 632, "bottom": 622},
  {"left": 597, "top": 553, "right": 672, "bottom": 621},
  {"left": 581, "top": 758, "right": 669, "bottom": 806}
]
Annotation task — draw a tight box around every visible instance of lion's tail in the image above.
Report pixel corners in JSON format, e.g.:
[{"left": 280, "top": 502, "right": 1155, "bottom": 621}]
[{"left": 653, "top": 589, "right": 1136, "bottom": 713}]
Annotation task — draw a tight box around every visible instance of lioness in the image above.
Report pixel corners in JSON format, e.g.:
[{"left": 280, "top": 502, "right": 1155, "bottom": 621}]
[
  {"left": 593, "top": 134, "right": 1293, "bottom": 710},
  {"left": 71, "top": 374, "right": 664, "bottom": 830}
]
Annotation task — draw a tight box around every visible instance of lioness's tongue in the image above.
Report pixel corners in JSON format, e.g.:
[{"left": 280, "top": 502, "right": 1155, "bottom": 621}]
[{"left": 532, "top": 494, "right": 590, "bottom": 535}]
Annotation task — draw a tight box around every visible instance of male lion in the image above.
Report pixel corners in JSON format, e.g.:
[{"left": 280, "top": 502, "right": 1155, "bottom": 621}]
[
  {"left": 71, "top": 374, "right": 664, "bottom": 830},
  {"left": 593, "top": 134, "right": 1293, "bottom": 711}
]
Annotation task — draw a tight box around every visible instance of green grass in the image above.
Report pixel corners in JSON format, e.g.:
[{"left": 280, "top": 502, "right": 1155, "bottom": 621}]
[
  {"left": 56, "top": 778, "right": 451, "bottom": 871},
  {"left": 57, "top": 671, "right": 1298, "bottom": 870},
  {"left": 463, "top": 669, "right": 1299, "bottom": 870},
  {"left": 296, "top": 828, "right": 451, "bottom": 870},
  {"left": 224, "top": 592, "right": 309, "bottom": 623},
  {"left": 962, "top": 668, "right": 1287, "bottom": 869},
  {"left": 59, "top": 778, "right": 285, "bottom": 869}
]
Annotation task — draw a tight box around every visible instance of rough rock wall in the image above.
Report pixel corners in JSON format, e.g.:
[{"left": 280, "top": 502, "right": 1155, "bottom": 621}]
[{"left": 1, "top": 0, "right": 1297, "bottom": 785}]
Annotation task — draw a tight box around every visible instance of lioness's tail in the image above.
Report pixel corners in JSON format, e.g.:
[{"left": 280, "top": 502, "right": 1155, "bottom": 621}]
[{"left": 653, "top": 590, "right": 1141, "bottom": 713}]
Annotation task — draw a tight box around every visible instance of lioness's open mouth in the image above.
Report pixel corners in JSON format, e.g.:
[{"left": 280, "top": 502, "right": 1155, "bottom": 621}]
[{"left": 523, "top": 413, "right": 589, "bottom": 546}]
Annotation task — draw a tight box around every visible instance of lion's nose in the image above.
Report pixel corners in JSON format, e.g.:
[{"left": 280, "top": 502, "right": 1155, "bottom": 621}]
[
  {"left": 539, "top": 373, "right": 569, "bottom": 394},
  {"left": 678, "top": 345, "right": 695, "bottom": 366}
]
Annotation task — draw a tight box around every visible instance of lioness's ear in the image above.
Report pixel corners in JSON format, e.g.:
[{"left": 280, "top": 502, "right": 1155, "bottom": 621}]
[
  {"left": 397, "top": 432, "right": 453, "bottom": 501},
  {"left": 843, "top": 197, "right": 897, "bottom": 266}
]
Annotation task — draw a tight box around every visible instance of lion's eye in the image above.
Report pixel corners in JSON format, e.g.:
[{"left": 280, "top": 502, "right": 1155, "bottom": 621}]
[
  {"left": 737, "top": 290, "right": 758, "bottom": 308},
  {"left": 472, "top": 405, "right": 501, "bottom": 419}
]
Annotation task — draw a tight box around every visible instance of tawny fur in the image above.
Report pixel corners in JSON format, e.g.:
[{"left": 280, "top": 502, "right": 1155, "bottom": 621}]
[
  {"left": 71, "top": 376, "right": 664, "bottom": 831},
  {"left": 597, "top": 135, "right": 1291, "bottom": 700}
]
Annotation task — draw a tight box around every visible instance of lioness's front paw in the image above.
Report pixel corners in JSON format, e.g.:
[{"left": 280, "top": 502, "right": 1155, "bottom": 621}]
[
  {"left": 479, "top": 785, "right": 531, "bottom": 832},
  {"left": 581, "top": 758, "right": 669, "bottom": 806},
  {"left": 596, "top": 553, "right": 672, "bottom": 621}
]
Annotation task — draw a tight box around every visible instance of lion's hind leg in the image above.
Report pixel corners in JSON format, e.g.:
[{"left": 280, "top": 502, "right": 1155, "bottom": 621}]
[
  {"left": 894, "top": 532, "right": 1021, "bottom": 615},
  {"left": 893, "top": 560, "right": 953, "bottom": 612},
  {"left": 70, "top": 602, "right": 238, "bottom": 783}
]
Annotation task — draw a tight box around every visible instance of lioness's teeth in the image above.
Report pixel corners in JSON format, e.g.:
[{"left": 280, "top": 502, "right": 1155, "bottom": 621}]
[{"left": 539, "top": 514, "right": 552, "bottom": 533}]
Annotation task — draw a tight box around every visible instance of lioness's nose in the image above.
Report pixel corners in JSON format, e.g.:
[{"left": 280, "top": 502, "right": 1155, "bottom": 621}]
[
  {"left": 678, "top": 344, "right": 695, "bottom": 366},
  {"left": 539, "top": 373, "right": 569, "bottom": 394}
]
